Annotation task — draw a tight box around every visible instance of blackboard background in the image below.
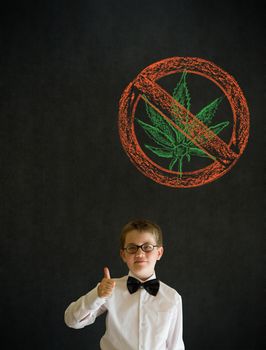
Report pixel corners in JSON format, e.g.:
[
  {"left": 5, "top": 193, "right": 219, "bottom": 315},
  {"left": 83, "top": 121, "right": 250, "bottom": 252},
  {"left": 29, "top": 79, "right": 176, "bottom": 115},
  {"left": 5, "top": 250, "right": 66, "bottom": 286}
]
[{"left": 1, "top": 0, "right": 264, "bottom": 349}]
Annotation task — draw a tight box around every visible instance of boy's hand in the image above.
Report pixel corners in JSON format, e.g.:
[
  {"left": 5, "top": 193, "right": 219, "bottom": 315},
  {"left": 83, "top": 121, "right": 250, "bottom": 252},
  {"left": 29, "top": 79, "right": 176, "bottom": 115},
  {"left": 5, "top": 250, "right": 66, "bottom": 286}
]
[{"left": 97, "top": 267, "right": 116, "bottom": 298}]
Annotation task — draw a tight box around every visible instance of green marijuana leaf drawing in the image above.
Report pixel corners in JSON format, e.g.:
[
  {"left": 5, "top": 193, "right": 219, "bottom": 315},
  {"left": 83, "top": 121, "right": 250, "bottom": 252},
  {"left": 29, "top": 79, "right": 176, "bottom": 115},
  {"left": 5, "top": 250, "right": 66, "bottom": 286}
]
[{"left": 136, "top": 71, "right": 229, "bottom": 176}]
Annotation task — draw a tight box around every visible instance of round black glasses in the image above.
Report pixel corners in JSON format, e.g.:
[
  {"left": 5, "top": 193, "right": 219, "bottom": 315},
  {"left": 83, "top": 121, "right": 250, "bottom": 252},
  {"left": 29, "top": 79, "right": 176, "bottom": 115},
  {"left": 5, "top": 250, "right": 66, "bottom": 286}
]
[{"left": 123, "top": 243, "right": 158, "bottom": 254}]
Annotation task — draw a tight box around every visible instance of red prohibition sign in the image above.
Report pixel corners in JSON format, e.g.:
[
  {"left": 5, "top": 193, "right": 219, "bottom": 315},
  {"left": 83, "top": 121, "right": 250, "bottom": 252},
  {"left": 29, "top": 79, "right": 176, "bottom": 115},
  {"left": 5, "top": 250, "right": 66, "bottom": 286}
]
[{"left": 118, "top": 57, "right": 250, "bottom": 188}]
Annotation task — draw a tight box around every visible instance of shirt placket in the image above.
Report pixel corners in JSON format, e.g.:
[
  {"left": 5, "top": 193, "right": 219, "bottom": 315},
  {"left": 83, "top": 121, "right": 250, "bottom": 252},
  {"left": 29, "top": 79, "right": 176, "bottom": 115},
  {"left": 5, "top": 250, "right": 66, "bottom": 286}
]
[{"left": 138, "top": 286, "right": 148, "bottom": 350}]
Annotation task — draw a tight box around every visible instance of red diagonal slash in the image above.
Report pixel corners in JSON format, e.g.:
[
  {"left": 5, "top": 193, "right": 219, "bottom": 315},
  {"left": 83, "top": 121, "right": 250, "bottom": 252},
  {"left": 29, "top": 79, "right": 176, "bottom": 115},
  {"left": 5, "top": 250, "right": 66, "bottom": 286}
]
[{"left": 134, "top": 74, "right": 237, "bottom": 166}]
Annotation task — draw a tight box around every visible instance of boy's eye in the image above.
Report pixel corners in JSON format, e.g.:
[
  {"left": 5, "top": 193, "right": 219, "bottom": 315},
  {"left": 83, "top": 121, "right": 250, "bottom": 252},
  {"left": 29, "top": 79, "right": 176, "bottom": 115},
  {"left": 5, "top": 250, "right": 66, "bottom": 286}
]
[
  {"left": 142, "top": 244, "right": 154, "bottom": 251},
  {"left": 126, "top": 245, "right": 138, "bottom": 253}
]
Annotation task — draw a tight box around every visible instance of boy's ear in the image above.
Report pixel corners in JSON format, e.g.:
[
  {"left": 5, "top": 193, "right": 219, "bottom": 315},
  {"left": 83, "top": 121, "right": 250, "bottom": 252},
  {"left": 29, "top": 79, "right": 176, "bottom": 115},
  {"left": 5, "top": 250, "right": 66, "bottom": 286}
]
[
  {"left": 120, "top": 249, "right": 127, "bottom": 263},
  {"left": 157, "top": 246, "right": 164, "bottom": 260}
]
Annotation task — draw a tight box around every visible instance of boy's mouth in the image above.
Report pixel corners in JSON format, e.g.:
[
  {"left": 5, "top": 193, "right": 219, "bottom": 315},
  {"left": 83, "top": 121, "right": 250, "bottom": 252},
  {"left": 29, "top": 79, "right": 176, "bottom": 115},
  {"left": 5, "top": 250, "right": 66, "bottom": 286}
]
[{"left": 134, "top": 260, "right": 147, "bottom": 264}]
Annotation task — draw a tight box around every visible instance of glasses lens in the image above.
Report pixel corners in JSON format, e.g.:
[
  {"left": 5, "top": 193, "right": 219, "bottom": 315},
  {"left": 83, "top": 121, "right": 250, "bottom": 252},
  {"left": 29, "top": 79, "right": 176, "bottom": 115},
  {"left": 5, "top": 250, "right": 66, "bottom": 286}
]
[
  {"left": 126, "top": 245, "right": 138, "bottom": 254},
  {"left": 142, "top": 244, "right": 154, "bottom": 252}
]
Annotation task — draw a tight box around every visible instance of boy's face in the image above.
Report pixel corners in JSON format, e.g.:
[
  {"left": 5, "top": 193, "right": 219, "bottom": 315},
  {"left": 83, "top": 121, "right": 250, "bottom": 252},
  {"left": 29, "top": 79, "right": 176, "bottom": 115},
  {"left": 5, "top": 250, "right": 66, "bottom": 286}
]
[{"left": 120, "top": 229, "right": 164, "bottom": 280}]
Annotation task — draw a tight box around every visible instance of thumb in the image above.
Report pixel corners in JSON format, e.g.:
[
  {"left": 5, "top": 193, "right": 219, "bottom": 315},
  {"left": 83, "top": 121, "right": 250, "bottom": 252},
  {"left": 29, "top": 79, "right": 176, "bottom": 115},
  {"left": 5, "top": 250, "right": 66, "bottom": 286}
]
[{"left": 103, "top": 267, "right": 111, "bottom": 279}]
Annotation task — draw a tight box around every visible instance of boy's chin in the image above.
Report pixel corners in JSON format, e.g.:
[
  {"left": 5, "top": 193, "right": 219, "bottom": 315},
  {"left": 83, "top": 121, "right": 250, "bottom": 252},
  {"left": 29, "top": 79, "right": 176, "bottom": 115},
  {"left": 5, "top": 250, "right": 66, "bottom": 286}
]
[{"left": 131, "top": 266, "right": 155, "bottom": 280}]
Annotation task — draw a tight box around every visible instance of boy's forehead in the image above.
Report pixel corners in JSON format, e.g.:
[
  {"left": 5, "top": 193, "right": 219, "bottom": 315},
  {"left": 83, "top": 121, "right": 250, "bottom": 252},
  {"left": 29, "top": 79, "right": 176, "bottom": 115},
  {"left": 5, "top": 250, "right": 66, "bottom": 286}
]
[{"left": 124, "top": 229, "right": 156, "bottom": 244}]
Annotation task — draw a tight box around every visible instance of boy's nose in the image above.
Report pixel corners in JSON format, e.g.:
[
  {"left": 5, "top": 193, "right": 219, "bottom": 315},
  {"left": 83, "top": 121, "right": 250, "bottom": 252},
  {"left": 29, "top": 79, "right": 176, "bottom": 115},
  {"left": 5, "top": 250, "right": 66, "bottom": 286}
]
[{"left": 135, "top": 247, "right": 145, "bottom": 257}]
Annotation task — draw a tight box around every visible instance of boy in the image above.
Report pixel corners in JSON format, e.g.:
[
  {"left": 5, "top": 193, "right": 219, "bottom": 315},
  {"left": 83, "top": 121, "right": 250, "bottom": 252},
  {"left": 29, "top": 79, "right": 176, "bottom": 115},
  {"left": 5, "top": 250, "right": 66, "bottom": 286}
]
[{"left": 64, "top": 219, "right": 185, "bottom": 350}]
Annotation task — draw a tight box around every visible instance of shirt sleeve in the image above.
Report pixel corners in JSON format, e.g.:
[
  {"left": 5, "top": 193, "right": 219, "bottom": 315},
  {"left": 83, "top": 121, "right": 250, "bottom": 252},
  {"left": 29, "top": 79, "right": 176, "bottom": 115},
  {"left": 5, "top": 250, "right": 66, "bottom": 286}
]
[
  {"left": 166, "top": 294, "right": 185, "bottom": 350},
  {"left": 64, "top": 284, "right": 107, "bottom": 329}
]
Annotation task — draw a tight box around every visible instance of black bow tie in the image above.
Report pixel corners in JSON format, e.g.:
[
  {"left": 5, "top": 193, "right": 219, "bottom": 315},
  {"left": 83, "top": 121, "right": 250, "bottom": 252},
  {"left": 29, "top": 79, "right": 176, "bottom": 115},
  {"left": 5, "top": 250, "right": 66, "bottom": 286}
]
[{"left": 127, "top": 276, "right": 160, "bottom": 296}]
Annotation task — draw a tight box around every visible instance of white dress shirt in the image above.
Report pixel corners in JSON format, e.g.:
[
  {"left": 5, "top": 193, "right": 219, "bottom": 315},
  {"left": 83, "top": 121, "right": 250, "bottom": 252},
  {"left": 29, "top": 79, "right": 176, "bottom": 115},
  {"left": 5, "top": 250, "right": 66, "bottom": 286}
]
[{"left": 65, "top": 272, "right": 185, "bottom": 350}]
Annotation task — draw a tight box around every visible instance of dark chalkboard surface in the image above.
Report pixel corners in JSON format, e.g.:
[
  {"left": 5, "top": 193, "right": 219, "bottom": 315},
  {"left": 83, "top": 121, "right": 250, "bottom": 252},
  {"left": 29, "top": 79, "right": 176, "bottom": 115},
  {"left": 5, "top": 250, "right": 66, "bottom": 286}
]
[{"left": 1, "top": 0, "right": 264, "bottom": 349}]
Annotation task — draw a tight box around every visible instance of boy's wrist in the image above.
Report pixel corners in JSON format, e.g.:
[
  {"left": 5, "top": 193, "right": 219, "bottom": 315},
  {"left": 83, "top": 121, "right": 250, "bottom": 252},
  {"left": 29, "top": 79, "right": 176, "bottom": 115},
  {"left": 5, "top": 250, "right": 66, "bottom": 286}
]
[{"left": 84, "top": 285, "right": 107, "bottom": 308}]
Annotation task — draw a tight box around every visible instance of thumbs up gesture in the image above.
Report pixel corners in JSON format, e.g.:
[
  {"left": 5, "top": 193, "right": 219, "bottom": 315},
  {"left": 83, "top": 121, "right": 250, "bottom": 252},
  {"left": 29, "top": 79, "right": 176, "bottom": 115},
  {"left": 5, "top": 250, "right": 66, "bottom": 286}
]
[{"left": 97, "top": 267, "right": 116, "bottom": 298}]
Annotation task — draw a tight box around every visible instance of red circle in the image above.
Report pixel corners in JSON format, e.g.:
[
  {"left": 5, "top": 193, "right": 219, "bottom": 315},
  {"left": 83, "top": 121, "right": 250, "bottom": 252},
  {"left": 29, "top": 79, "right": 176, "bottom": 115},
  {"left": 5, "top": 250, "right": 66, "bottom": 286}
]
[{"left": 118, "top": 57, "right": 249, "bottom": 188}]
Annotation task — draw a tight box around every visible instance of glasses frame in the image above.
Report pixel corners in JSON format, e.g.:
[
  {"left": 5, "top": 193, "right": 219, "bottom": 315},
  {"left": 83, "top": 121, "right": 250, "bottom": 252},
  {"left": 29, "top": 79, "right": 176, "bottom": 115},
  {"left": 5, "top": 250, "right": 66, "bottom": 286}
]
[{"left": 123, "top": 243, "right": 158, "bottom": 254}]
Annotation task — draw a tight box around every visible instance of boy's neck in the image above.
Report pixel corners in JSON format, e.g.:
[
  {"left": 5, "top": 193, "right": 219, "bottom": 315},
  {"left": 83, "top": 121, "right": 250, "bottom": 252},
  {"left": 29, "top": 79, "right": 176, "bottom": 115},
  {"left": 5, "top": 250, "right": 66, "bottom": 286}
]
[{"left": 129, "top": 270, "right": 156, "bottom": 282}]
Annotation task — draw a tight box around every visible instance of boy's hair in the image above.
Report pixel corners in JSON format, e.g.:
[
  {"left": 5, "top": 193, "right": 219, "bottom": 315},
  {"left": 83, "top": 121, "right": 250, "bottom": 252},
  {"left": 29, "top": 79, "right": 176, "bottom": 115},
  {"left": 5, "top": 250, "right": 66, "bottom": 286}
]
[{"left": 120, "top": 219, "right": 163, "bottom": 249}]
